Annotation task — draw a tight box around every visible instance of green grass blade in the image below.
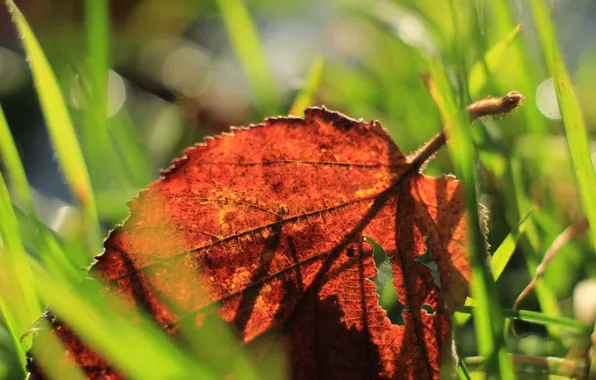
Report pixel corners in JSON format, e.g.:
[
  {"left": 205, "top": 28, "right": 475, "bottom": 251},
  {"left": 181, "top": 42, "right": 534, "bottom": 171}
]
[
  {"left": 5, "top": 0, "right": 100, "bottom": 250},
  {"left": 424, "top": 66, "right": 513, "bottom": 379},
  {"left": 0, "top": 102, "right": 84, "bottom": 283},
  {"left": 216, "top": 0, "right": 279, "bottom": 116},
  {"left": 530, "top": 0, "right": 596, "bottom": 254},
  {"left": 0, "top": 104, "right": 34, "bottom": 215},
  {"left": 468, "top": 24, "right": 522, "bottom": 97},
  {"left": 0, "top": 172, "right": 42, "bottom": 369},
  {"left": 289, "top": 56, "right": 325, "bottom": 117},
  {"left": 454, "top": 211, "right": 531, "bottom": 325},
  {"left": 458, "top": 306, "right": 591, "bottom": 333},
  {"left": 85, "top": 0, "right": 109, "bottom": 126},
  {"left": 82, "top": 0, "right": 129, "bottom": 190},
  {"left": 109, "top": 110, "right": 153, "bottom": 189},
  {"left": 458, "top": 356, "right": 472, "bottom": 380},
  {"left": 490, "top": 210, "right": 531, "bottom": 279}
]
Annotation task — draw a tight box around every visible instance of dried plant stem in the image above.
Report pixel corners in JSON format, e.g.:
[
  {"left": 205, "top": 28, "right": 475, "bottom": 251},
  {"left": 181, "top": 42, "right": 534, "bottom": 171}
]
[
  {"left": 513, "top": 218, "right": 589, "bottom": 312},
  {"left": 410, "top": 89, "right": 524, "bottom": 169},
  {"left": 511, "top": 218, "right": 590, "bottom": 338}
]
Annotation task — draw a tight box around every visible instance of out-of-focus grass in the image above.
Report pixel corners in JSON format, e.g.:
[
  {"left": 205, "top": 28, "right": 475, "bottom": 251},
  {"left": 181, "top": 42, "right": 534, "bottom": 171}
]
[
  {"left": 289, "top": 56, "right": 324, "bottom": 117},
  {"left": 0, "top": 0, "right": 595, "bottom": 379},
  {"left": 530, "top": 0, "right": 596, "bottom": 254},
  {"left": 5, "top": 0, "right": 101, "bottom": 252},
  {"left": 216, "top": 0, "right": 280, "bottom": 117}
]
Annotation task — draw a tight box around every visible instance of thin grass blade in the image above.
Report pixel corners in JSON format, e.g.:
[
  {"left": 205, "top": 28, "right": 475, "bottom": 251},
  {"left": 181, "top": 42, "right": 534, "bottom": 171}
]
[
  {"left": 216, "top": 0, "right": 279, "bottom": 116},
  {"left": 289, "top": 56, "right": 324, "bottom": 117},
  {"left": 530, "top": 0, "right": 596, "bottom": 253},
  {"left": 468, "top": 24, "right": 522, "bottom": 97},
  {"left": 0, "top": 104, "right": 34, "bottom": 214},
  {"left": 5, "top": 0, "right": 101, "bottom": 250}
]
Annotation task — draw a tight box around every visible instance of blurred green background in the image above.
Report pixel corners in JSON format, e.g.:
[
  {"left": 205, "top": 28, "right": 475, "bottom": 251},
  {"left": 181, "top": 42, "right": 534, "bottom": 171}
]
[{"left": 1, "top": 0, "right": 596, "bottom": 378}]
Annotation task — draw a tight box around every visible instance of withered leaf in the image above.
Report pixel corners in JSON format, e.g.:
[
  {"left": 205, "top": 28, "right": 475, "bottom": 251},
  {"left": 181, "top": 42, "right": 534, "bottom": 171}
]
[{"left": 29, "top": 107, "right": 473, "bottom": 380}]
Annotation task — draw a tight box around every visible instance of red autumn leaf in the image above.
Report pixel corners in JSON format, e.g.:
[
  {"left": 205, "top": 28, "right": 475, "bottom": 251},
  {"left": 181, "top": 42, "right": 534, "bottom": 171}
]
[{"left": 28, "top": 107, "right": 473, "bottom": 380}]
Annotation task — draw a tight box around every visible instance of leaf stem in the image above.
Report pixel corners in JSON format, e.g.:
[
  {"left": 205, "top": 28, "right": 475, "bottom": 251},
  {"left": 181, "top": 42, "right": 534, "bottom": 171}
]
[{"left": 409, "top": 90, "right": 524, "bottom": 170}]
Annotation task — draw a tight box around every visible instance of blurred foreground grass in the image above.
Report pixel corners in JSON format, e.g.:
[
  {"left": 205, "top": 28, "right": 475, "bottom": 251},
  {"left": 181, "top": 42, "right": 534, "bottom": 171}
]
[{"left": 0, "top": 0, "right": 595, "bottom": 378}]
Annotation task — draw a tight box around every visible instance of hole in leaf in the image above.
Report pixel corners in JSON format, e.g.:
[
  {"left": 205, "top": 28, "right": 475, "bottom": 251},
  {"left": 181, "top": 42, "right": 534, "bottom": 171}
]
[
  {"left": 414, "top": 236, "right": 442, "bottom": 289},
  {"left": 363, "top": 236, "right": 408, "bottom": 326},
  {"left": 421, "top": 304, "right": 435, "bottom": 315}
]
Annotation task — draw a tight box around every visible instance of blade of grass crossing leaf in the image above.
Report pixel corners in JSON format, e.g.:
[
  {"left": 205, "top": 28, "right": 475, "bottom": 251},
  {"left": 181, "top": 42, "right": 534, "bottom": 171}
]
[
  {"left": 530, "top": 0, "right": 596, "bottom": 254},
  {"left": 0, "top": 104, "right": 34, "bottom": 214},
  {"left": 468, "top": 24, "right": 522, "bottom": 97},
  {"left": 289, "top": 56, "right": 324, "bottom": 117},
  {"left": 28, "top": 328, "right": 86, "bottom": 380},
  {"left": 5, "top": 0, "right": 100, "bottom": 250},
  {"left": 30, "top": 264, "right": 217, "bottom": 380},
  {"left": 216, "top": 0, "right": 279, "bottom": 116},
  {"left": 424, "top": 67, "right": 513, "bottom": 379}
]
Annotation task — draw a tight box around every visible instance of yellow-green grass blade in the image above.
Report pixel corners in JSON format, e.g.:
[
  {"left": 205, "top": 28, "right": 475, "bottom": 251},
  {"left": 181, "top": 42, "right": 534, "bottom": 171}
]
[
  {"left": 468, "top": 24, "right": 521, "bottom": 98},
  {"left": 0, "top": 172, "right": 42, "bottom": 369},
  {"left": 0, "top": 103, "right": 81, "bottom": 284},
  {"left": 5, "top": 0, "right": 100, "bottom": 249},
  {"left": 0, "top": 104, "right": 34, "bottom": 215},
  {"left": 216, "top": 0, "right": 279, "bottom": 116},
  {"left": 454, "top": 211, "right": 531, "bottom": 325},
  {"left": 530, "top": 0, "right": 596, "bottom": 254},
  {"left": 490, "top": 210, "right": 532, "bottom": 279},
  {"left": 425, "top": 65, "right": 513, "bottom": 379},
  {"left": 289, "top": 56, "right": 324, "bottom": 117}
]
